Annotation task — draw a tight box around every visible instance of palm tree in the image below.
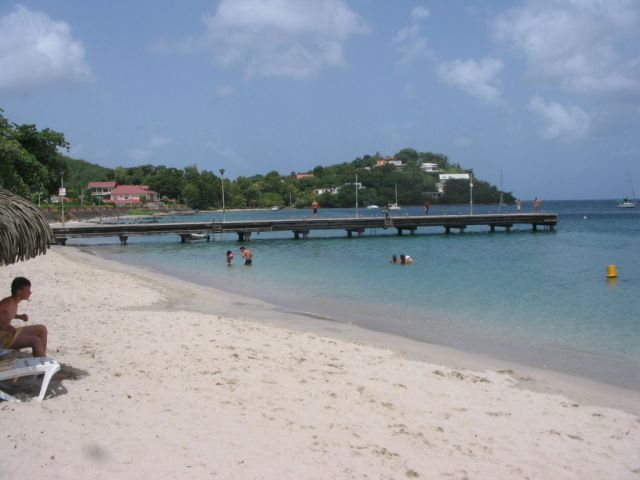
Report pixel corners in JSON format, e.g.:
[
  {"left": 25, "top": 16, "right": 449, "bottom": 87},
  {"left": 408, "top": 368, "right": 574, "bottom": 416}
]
[{"left": 0, "top": 187, "right": 53, "bottom": 266}]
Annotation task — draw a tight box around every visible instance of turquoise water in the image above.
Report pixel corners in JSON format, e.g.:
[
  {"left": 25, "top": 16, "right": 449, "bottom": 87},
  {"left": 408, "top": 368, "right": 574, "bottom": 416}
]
[{"left": 75, "top": 201, "right": 640, "bottom": 389}]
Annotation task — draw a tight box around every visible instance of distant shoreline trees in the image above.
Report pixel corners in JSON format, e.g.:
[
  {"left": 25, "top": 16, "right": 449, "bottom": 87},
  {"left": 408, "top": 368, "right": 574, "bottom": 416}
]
[{"left": 0, "top": 111, "right": 515, "bottom": 209}]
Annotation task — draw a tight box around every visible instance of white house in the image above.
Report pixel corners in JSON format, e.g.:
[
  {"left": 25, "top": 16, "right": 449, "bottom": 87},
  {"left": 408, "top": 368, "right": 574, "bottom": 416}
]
[
  {"left": 421, "top": 162, "right": 439, "bottom": 172},
  {"left": 439, "top": 173, "right": 470, "bottom": 181},
  {"left": 314, "top": 187, "right": 340, "bottom": 195},
  {"left": 344, "top": 182, "right": 365, "bottom": 190},
  {"left": 437, "top": 173, "right": 470, "bottom": 193}
]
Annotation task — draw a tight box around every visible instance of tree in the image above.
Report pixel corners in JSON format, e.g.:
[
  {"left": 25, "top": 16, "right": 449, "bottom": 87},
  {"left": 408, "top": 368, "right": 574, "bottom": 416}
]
[
  {"left": 441, "top": 179, "right": 471, "bottom": 203},
  {"left": 394, "top": 148, "right": 419, "bottom": 164},
  {"left": 148, "top": 166, "right": 183, "bottom": 201},
  {"left": 11, "top": 124, "right": 69, "bottom": 194},
  {"left": 64, "top": 156, "right": 112, "bottom": 197},
  {"left": 0, "top": 109, "right": 512, "bottom": 207},
  {"left": 0, "top": 139, "right": 49, "bottom": 197},
  {"left": 181, "top": 183, "right": 201, "bottom": 209},
  {"left": 0, "top": 110, "right": 68, "bottom": 198}
]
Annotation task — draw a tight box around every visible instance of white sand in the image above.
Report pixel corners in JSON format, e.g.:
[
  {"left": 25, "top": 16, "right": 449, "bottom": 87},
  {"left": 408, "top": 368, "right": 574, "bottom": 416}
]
[{"left": 2, "top": 248, "right": 639, "bottom": 479}]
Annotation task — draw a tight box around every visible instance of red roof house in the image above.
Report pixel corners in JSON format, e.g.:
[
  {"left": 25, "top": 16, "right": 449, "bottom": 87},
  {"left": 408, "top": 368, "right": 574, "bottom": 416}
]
[{"left": 105, "top": 185, "right": 160, "bottom": 206}]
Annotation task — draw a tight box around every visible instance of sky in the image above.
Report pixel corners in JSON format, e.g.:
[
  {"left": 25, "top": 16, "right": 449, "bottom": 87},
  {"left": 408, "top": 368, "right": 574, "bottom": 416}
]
[{"left": 1, "top": 0, "right": 639, "bottom": 200}]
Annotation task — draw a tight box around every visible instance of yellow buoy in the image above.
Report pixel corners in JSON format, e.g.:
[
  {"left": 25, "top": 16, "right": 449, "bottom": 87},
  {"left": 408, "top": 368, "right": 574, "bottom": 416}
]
[{"left": 606, "top": 265, "right": 617, "bottom": 278}]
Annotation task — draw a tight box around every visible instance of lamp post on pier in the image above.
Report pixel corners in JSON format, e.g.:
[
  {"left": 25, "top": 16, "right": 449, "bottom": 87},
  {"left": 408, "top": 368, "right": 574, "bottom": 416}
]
[
  {"left": 59, "top": 172, "right": 66, "bottom": 226},
  {"left": 219, "top": 168, "right": 226, "bottom": 221},
  {"left": 469, "top": 170, "right": 474, "bottom": 215},
  {"left": 355, "top": 171, "right": 359, "bottom": 218}
]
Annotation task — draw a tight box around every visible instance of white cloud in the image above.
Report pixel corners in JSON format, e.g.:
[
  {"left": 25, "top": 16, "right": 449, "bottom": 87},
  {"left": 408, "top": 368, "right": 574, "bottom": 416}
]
[
  {"left": 0, "top": 5, "right": 91, "bottom": 93},
  {"left": 528, "top": 95, "right": 590, "bottom": 141},
  {"left": 494, "top": 0, "right": 640, "bottom": 97},
  {"left": 437, "top": 58, "right": 504, "bottom": 103},
  {"left": 176, "top": 0, "right": 367, "bottom": 79},
  {"left": 392, "top": 6, "right": 431, "bottom": 66}
]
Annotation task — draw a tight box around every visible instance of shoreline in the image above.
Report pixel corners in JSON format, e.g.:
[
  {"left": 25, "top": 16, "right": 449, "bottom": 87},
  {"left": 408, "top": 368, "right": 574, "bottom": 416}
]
[
  {"left": 62, "top": 246, "right": 640, "bottom": 416},
  {"left": 84, "top": 240, "right": 640, "bottom": 405},
  {"left": 2, "top": 247, "right": 639, "bottom": 478}
]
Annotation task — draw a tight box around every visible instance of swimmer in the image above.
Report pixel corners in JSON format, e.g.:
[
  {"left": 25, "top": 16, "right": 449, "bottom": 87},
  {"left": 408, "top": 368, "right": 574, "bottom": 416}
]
[{"left": 399, "top": 254, "right": 413, "bottom": 265}]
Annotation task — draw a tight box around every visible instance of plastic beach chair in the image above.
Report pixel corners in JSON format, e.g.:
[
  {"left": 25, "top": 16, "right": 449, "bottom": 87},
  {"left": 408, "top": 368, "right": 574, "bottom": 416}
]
[{"left": 0, "top": 349, "right": 61, "bottom": 402}]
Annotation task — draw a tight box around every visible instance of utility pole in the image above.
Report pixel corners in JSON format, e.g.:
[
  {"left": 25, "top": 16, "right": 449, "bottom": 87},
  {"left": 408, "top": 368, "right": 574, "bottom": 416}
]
[
  {"left": 219, "top": 168, "right": 226, "bottom": 221},
  {"left": 355, "top": 171, "right": 359, "bottom": 218},
  {"left": 469, "top": 171, "right": 474, "bottom": 215},
  {"left": 60, "top": 172, "right": 66, "bottom": 226}
]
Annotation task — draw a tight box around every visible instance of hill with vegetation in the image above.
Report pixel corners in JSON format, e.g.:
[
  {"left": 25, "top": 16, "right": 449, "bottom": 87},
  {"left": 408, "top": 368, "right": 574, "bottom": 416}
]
[{"left": 1, "top": 110, "right": 514, "bottom": 209}]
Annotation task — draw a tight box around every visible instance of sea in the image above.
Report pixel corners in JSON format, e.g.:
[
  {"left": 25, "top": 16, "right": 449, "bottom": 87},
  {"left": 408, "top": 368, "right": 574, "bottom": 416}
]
[{"left": 70, "top": 200, "right": 640, "bottom": 390}]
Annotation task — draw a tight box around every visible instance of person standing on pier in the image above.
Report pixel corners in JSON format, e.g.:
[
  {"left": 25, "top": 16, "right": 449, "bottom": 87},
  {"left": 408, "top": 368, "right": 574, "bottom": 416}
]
[
  {"left": 239, "top": 246, "right": 253, "bottom": 266},
  {"left": 423, "top": 199, "right": 430, "bottom": 215},
  {"left": 311, "top": 200, "right": 319, "bottom": 216},
  {"left": 533, "top": 197, "right": 541, "bottom": 212}
]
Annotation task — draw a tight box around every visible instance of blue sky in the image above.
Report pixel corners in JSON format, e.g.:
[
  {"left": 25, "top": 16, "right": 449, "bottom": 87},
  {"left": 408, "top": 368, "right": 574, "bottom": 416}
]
[{"left": 1, "top": 0, "right": 639, "bottom": 200}]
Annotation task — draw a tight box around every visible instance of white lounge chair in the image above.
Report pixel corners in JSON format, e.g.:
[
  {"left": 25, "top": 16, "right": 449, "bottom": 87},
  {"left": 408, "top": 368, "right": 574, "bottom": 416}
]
[{"left": 0, "top": 350, "right": 61, "bottom": 402}]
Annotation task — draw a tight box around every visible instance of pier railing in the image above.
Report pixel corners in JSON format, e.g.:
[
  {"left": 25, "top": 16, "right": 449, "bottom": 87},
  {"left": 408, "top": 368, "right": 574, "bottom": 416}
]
[{"left": 51, "top": 213, "right": 558, "bottom": 245}]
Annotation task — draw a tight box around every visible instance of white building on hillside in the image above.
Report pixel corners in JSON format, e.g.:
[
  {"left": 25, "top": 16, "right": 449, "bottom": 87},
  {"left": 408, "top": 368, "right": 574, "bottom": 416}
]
[
  {"left": 439, "top": 173, "right": 470, "bottom": 181},
  {"left": 421, "top": 162, "right": 439, "bottom": 172},
  {"left": 437, "top": 173, "right": 470, "bottom": 194},
  {"left": 314, "top": 187, "right": 340, "bottom": 195}
]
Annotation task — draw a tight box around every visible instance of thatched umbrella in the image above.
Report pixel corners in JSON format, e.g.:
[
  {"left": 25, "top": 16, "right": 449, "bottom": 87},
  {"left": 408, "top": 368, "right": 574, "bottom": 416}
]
[{"left": 0, "top": 187, "right": 53, "bottom": 266}]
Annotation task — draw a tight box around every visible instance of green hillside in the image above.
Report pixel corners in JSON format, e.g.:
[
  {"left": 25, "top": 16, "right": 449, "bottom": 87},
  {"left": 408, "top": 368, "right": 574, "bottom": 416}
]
[{"left": 1, "top": 110, "right": 514, "bottom": 209}]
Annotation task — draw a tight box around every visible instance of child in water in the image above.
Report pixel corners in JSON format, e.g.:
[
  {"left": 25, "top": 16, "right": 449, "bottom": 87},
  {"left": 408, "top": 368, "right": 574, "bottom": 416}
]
[
  {"left": 226, "top": 250, "right": 234, "bottom": 266},
  {"left": 399, "top": 254, "right": 413, "bottom": 265}
]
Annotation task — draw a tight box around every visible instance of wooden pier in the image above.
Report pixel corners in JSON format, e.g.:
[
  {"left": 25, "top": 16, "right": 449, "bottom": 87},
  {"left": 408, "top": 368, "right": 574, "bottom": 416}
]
[{"left": 51, "top": 213, "right": 557, "bottom": 245}]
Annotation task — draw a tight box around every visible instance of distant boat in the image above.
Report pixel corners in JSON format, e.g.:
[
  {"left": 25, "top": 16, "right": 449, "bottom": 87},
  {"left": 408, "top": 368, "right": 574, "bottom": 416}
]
[
  {"left": 367, "top": 204, "right": 379, "bottom": 209},
  {"left": 617, "top": 169, "right": 636, "bottom": 208},
  {"left": 185, "top": 233, "right": 209, "bottom": 241},
  {"left": 271, "top": 206, "right": 280, "bottom": 211},
  {"left": 389, "top": 183, "right": 401, "bottom": 210}
]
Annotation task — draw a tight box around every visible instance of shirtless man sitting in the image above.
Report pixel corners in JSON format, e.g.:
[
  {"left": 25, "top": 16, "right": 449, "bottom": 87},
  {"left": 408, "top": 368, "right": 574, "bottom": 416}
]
[{"left": 0, "top": 277, "right": 48, "bottom": 357}]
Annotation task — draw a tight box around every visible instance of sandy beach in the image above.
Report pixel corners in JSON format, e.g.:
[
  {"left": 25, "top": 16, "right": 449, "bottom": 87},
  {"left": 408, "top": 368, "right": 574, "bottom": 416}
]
[{"left": 2, "top": 247, "right": 639, "bottom": 479}]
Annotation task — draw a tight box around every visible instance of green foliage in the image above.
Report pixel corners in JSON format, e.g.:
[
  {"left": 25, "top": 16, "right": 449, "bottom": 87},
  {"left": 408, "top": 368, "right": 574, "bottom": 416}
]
[
  {"left": 0, "top": 109, "right": 67, "bottom": 199},
  {"left": 147, "top": 166, "right": 183, "bottom": 200},
  {"left": 441, "top": 179, "right": 515, "bottom": 204},
  {"left": 64, "top": 156, "right": 113, "bottom": 195},
  {"left": 0, "top": 110, "right": 513, "bottom": 208},
  {"left": 0, "top": 138, "right": 50, "bottom": 197}
]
